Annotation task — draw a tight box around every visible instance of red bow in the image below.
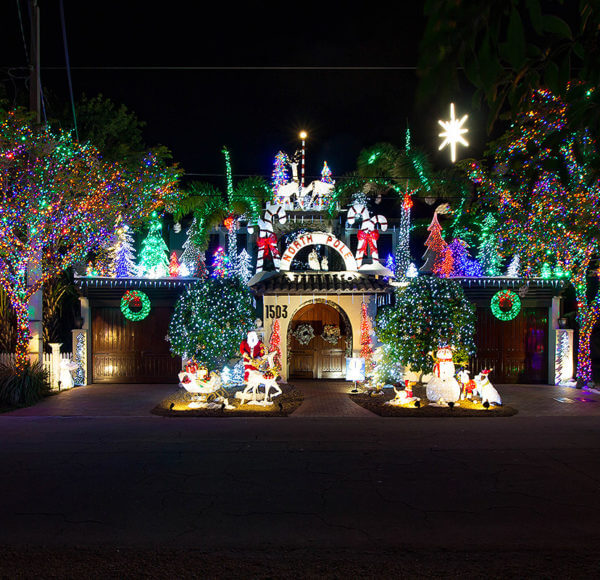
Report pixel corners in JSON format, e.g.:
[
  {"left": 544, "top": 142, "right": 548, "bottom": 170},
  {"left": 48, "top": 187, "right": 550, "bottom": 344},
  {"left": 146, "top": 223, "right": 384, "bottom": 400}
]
[
  {"left": 257, "top": 235, "right": 278, "bottom": 257},
  {"left": 357, "top": 229, "right": 379, "bottom": 255}
]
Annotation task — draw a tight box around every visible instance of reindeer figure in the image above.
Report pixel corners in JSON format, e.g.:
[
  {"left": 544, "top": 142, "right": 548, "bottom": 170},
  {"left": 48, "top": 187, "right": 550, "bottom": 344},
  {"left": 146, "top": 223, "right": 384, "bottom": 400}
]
[
  {"left": 238, "top": 351, "right": 282, "bottom": 405},
  {"left": 249, "top": 203, "right": 287, "bottom": 273}
]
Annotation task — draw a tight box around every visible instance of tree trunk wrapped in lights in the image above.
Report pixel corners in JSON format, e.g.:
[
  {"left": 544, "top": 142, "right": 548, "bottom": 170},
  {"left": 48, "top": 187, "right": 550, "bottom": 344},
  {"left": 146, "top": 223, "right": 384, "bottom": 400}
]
[{"left": 0, "top": 111, "right": 180, "bottom": 370}]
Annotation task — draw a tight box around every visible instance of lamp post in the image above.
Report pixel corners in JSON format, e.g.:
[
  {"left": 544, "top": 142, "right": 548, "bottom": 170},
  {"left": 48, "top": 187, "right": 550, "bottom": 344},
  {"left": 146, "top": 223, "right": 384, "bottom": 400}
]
[{"left": 299, "top": 131, "right": 307, "bottom": 188}]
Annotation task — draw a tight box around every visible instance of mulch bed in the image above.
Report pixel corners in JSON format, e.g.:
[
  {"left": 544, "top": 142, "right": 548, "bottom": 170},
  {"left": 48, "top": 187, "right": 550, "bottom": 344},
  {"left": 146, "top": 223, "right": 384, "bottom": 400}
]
[
  {"left": 152, "top": 382, "right": 303, "bottom": 417},
  {"left": 350, "top": 384, "right": 518, "bottom": 417}
]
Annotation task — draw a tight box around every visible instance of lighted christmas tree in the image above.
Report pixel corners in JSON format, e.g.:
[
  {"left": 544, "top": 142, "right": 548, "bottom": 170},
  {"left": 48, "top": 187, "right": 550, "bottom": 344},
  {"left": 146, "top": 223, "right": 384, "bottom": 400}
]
[
  {"left": 385, "top": 254, "right": 395, "bottom": 279},
  {"left": 435, "top": 245, "right": 454, "bottom": 278},
  {"left": 225, "top": 215, "right": 238, "bottom": 275},
  {"left": 321, "top": 161, "right": 333, "bottom": 184},
  {"left": 113, "top": 224, "right": 137, "bottom": 278},
  {"left": 395, "top": 192, "right": 413, "bottom": 280},
  {"left": 477, "top": 213, "right": 501, "bottom": 275},
  {"left": 180, "top": 218, "right": 202, "bottom": 276},
  {"left": 211, "top": 247, "right": 230, "bottom": 278},
  {"left": 236, "top": 249, "right": 253, "bottom": 284},
  {"left": 169, "top": 252, "right": 180, "bottom": 277},
  {"left": 421, "top": 212, "right": 447, "bottom": 273},
  {"left": 360, "top": 302, "right": 374, "bottom": 366},
  {"left": 271, "top": 151, "right": 290, "bottom": 199},
  {"left": 466, "top": 86, "right": 600, "bottom": 386},
  {"left": 376, "top": 277, "right": 476, "bottom": 381},
  {"left": 406, "top": 263, "right": 419, "bottom": 278},
  {"left": 448, "top": 238, "right": 483, "bottom": 277},
  {"left": 269, "top": 318, "right": 282, "bottom": 372},
  {"left": 505, "top": 254, "right": 520, "bottom": 277},
  {"left": 168, "top": 277, "right": 255, "bottom": 370},
  {"left": 541, "top": 262, "right": 552, "bottom": 278},
  {"left": 137, "top": 214, "right": 170, "bottom": 278},
  {"left": 196, "top": 253, "right": 208, "bottom": 280}
]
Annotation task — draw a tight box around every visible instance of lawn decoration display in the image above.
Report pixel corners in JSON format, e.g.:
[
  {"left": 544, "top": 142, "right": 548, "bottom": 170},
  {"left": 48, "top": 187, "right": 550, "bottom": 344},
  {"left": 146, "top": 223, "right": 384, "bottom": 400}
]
[
  {"left": 385, "top": 380, "right": 420, "bottom": 407},
  {"left": 178, "top": 363, "right": 234, "bottom": 409},
  {"left": 457, "top": 368, "right": 477, "bottom": 400},
  {"left": 59, "top": 358, "right": 79, "bottom": 390},
  {"left": 249, "top": 203, "right": 287, "bottom": 273},
  {"left": 473, "top": 369, "right": 502, "bottom": 406},
  {"left": 426, "top": 346, "right": 461, "bottom": 404},
  {"left": 120, "top": 290, "right": 151, "bottom": 321},
  {"left": 491, "top": 289, "right": 521, "bottom": 321},
  {"left": 237, "top": 331, "right": 282, "bottom": 406}
]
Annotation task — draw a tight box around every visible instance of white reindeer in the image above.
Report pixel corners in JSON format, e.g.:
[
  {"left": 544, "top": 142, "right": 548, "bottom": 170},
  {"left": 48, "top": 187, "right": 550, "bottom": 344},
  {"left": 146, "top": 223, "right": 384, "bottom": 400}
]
[
  {"left": 303, "top": 180, "right": 335, "bottom": 209},
  {"left": 238, "top": 351, "right": 282, "bottom": 405}
]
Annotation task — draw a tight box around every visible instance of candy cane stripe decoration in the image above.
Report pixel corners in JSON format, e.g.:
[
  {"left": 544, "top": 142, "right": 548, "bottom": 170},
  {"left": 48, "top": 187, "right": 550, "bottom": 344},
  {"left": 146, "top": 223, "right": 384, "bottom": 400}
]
[
  {"left": 253, "top": 203, "right": 287, "bottom": 273},
  {"left": 356, "top": 213, "right": 388, "bottom": 267}
]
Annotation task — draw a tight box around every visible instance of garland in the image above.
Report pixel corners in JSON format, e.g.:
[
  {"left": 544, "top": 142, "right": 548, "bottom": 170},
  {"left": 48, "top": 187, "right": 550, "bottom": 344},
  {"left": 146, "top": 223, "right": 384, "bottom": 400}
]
[
  {"left": 292, "top": 323, "right": 315, "bottom": 345},
  {"left": 491, "top": 289, "right": 521, "bottom": 321},
  {"left": 121, "top": 290, "right": 151, "bottom": 321}
]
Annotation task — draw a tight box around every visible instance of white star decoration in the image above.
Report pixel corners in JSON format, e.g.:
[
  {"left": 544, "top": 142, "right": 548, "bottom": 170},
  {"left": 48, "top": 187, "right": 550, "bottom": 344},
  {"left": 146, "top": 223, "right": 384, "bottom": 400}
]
[{"left": 438, "top": 103, "right": 469, "bottom": 162}]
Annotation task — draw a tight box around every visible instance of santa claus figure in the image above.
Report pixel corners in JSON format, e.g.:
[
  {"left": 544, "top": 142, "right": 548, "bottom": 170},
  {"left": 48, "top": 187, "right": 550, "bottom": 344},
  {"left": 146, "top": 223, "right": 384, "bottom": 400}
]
[{"left": 240, "top": 331, "right": 266, "bottom": 381}]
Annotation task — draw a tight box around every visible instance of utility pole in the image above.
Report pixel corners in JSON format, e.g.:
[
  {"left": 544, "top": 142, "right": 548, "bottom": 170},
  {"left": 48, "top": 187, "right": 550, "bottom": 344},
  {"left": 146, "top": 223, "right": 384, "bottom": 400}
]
[{"left": 28, "top": 0, "right": 44, "bottom": 364}]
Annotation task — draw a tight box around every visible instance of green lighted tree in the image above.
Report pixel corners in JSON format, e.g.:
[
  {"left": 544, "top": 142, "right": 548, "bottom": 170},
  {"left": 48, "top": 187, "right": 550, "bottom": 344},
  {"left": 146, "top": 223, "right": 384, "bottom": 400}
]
[
  {"left": 168, "top": 277, "right": 256, "bottom": 370},
  {"left": 375, "top": 276, "right": 476, "bottom": 381}
]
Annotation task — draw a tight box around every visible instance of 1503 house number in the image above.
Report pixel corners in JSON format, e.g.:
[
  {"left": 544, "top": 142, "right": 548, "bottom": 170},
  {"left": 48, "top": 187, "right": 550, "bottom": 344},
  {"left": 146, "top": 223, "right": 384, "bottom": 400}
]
[{"left": 265, "top": 305, "right": 288, "bottom": 319}]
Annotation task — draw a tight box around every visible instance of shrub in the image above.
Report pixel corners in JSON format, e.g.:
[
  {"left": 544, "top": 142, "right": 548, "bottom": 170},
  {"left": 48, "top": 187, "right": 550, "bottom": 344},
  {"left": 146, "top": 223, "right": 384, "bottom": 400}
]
[{"left": 0, "top": 360, "right": 51, "bottom": 407}]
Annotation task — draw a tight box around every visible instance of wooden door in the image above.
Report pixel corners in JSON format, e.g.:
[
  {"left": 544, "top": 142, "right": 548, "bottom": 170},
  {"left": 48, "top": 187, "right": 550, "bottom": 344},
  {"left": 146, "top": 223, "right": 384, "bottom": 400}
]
[
  {"left": 92, "top": 306, "right": 181, "bottom": 383},
  {"left": 288, "top": 302, "right": 349, "bottom": 379},
  {"left": 469, "top": 307, "right": 548, "bottom": 383}
]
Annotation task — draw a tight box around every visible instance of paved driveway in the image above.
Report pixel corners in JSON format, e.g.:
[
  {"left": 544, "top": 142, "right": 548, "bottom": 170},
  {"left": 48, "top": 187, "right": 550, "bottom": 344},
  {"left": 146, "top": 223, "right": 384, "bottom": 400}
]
[{"left": 5, "top": 380, "right": 600, "bottom": 418}]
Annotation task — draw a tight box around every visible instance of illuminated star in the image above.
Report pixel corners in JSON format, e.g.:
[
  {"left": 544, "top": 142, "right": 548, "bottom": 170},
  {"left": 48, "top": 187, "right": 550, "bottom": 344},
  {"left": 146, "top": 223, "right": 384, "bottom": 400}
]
[{"left": 438, "top": 103, "right": 469, "bottom": 162}]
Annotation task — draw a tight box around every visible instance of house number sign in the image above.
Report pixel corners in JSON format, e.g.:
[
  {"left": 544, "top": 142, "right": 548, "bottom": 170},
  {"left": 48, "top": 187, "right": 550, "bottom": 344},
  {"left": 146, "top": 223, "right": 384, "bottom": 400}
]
[{"left": 265, "top": 304, "right": 288, "bottom": 319}]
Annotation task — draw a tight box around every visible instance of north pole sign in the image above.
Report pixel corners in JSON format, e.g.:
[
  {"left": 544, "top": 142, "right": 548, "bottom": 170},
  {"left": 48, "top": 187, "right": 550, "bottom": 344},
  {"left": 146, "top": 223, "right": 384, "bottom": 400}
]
[{"left": 280, "top": 232, "right": 358, "bottom": 271}]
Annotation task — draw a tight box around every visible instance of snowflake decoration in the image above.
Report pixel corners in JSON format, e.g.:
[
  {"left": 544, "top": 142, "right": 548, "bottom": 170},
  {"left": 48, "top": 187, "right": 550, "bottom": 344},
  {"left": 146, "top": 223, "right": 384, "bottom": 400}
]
[{"left": 438, "top": 103, "right": 469, "bottom": 162}]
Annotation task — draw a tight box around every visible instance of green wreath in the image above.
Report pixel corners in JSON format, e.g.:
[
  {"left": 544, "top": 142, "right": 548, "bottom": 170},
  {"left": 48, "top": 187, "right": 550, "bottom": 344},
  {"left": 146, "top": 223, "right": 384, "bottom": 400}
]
[
  {"left": 121, "top": 290, "right": 151, "bottom": 321},
  {"left": 491, "top": 289, "right": 521, "bottom": 321}
]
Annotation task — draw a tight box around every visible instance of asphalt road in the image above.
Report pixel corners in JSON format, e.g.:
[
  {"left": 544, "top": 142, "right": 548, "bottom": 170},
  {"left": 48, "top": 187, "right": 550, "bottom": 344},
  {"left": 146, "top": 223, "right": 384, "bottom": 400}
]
[{"left": 1, "top": 384, "right": 600, "bottom": 577}]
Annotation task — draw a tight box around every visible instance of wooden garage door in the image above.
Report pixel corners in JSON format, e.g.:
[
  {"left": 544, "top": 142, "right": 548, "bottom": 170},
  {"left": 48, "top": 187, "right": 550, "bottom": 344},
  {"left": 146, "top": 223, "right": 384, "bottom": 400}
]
[
  {"left": 469, "top": 307, "right": 548, "bottom": 384},
  {"left": 289, "top": 302, "right": 349, "bottom": 379},
  {"left": 92, "top": 306, "right": 180, "bottom": 383}
]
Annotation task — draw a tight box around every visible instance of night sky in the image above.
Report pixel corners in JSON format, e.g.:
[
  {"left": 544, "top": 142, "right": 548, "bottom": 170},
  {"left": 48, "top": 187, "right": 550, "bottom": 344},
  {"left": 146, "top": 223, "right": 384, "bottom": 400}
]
[{"left": 1, "top": 1, "right": 485, "bottom": 182}]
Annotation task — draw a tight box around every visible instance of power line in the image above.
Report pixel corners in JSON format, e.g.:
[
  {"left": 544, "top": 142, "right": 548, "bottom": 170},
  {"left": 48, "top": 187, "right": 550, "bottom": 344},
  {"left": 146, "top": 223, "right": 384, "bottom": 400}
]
[{"left": 3, "top": 65, "right": 420, "bottom": 71}]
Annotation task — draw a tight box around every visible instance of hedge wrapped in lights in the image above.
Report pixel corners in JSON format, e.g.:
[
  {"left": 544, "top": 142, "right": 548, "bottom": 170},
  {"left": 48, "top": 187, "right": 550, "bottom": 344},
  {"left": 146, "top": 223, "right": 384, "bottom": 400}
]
[{"left": 168, "top": 277, "right": 256, "bottom": 371}]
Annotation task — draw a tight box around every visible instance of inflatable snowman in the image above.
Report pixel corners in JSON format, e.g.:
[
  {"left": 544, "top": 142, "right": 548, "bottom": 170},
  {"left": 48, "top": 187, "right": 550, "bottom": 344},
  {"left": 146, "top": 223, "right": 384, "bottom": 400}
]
[{"left": 426, "top": 346, "right": 461, "bottom": 404}]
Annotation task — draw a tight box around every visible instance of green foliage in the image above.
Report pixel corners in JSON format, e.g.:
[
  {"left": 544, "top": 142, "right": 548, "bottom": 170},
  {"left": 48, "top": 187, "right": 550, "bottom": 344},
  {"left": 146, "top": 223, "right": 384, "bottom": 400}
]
[
  {"left": 376, "top": 276, "right": 476, "bottom": 376},
  {"left": 0, "top": 360, "right": 50, "bottom": 407},
  {"left": 68, "top": 94, "right": 174, "bottom": 166},
  {"left": 168, "top": 277, "right": 256, "bottom": 371},
  {"left": 418, "top": 0, "right": 600, "bottom": 134}
]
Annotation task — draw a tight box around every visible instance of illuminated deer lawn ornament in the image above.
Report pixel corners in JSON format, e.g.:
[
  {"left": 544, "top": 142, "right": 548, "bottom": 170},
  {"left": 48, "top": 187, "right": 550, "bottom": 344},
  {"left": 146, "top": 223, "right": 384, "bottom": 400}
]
[{"left": 238, "top": 351, "right": 282, "bottom": 405}]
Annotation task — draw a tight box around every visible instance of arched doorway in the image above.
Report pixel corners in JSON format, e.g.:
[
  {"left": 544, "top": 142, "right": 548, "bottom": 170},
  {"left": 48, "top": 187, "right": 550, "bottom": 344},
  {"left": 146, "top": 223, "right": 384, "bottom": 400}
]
[{"left": 288, "top": 301, "right": 352, "bottom": 379}]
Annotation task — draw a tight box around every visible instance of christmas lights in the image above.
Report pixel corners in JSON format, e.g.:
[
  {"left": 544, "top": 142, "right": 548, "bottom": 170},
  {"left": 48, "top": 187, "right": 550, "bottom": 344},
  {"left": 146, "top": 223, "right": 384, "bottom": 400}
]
[
  {"left": 269, "top": 318, "right": 282, "bottom": 372},
  {"left": 120, "top": 290, "right": 151, "bottom": 321},
  {"left": 490, "top": 290, "right": 521, "bottom": 321},
  {"left": 137, "top": 214, "right": 170, "bottom": 278},
  {"left": 376, "top": 277, "right": 476, "bottom": 377},
  {"left": 113, "top": 224, "right": 137, "bottom": 278},
  {"left": 466, "top": 87, "right": 600, "bottom": 385},
  {"left": 168, "top": 277, "right": 255, "bottom": 370},
  {"left": 0, "top": 111, "right": 179, "bottom": 369},
  {"left": 211, "top": 247, "right": 230, "bottom": 279},
  {"left": 421, "top": 213, "right": 447, "bottom": 274}
]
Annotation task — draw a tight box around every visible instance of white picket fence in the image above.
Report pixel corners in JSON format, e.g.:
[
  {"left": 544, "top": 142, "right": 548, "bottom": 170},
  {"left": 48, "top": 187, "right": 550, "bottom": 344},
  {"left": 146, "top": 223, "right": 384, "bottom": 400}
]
[{"left": 0, "top": 350, "right": 73, "bottom": 391}]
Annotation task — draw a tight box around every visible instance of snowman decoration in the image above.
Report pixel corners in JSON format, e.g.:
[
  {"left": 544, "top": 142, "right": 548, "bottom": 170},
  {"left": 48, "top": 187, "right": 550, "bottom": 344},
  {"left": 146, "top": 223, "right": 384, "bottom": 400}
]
[{"left": 426, "top": 346, "right": 461, "bottom": 404}]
